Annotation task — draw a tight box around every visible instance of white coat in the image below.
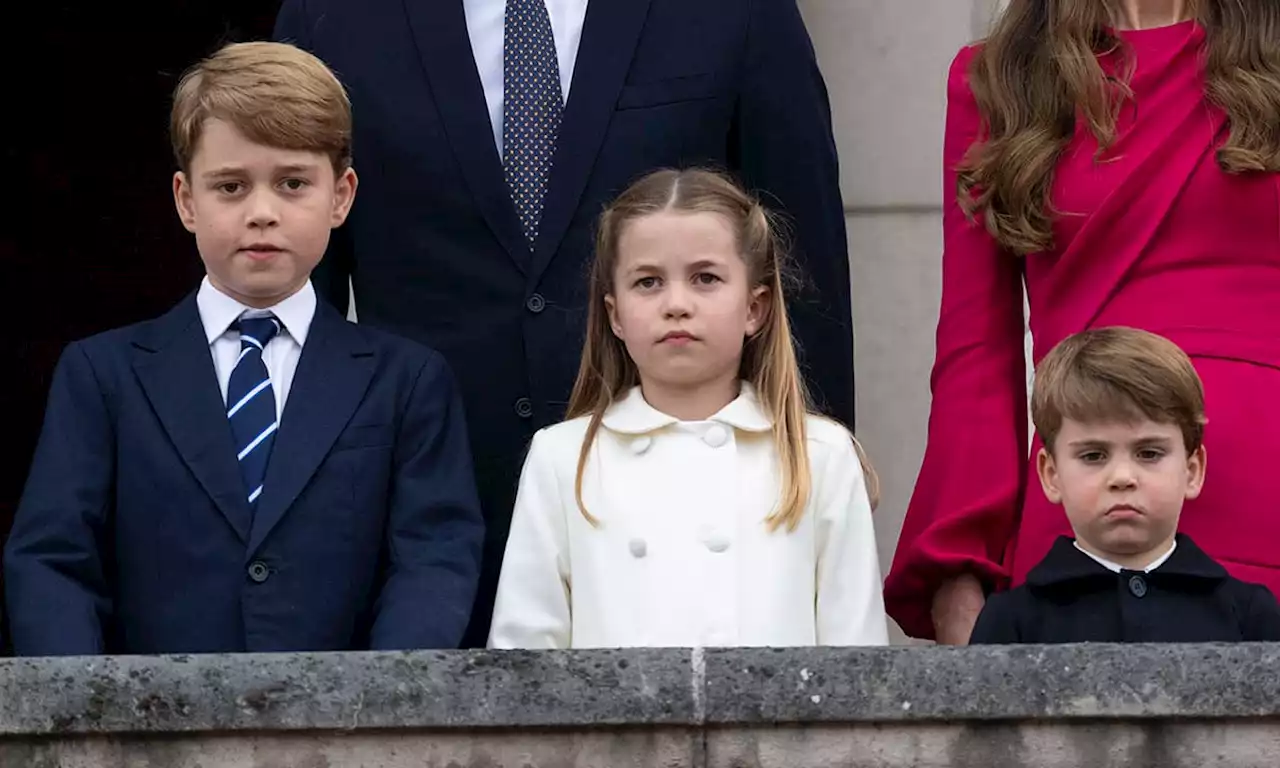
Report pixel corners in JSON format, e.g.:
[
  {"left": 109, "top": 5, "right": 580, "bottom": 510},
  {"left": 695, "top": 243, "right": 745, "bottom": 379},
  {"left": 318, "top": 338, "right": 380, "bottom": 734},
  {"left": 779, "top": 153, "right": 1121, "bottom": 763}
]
[{"left": 487, "top": 384, "right": 890, "bottom": 649}]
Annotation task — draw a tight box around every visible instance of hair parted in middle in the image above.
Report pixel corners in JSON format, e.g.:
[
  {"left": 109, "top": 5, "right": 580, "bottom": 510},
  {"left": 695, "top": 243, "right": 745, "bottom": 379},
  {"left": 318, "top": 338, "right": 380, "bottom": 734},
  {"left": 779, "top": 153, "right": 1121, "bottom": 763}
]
[{"left": 566, "top": 168, "right": 879, "bottom": 531}]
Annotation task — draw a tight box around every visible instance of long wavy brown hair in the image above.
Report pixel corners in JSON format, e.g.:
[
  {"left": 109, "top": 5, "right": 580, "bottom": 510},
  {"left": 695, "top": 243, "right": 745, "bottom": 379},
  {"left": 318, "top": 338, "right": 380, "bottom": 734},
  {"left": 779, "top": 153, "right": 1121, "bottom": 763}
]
[
  {"left": 566, "top": 168, "right": 879, "bottom": 531},
  {"left": 959, "top": 0, "right": 1280, "bottom": 255}
]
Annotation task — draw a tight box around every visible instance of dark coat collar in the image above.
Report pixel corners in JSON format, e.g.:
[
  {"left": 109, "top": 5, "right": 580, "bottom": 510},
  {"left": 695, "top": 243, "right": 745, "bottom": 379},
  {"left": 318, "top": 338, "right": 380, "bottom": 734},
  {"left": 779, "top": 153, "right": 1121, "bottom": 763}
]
[{"left": 1026, "top": 533, "right": 1227, "bottom": 590}]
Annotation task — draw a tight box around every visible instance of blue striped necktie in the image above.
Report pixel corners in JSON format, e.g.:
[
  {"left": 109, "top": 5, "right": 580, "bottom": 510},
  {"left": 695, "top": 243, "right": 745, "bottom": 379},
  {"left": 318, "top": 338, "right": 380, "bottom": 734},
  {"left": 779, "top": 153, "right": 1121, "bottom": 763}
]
[
  {"left": 227, "top": 314, "right": 281, "bottom": 509},
  {"left": 503, "top": 0, "right": 564, "bottom": 246}
]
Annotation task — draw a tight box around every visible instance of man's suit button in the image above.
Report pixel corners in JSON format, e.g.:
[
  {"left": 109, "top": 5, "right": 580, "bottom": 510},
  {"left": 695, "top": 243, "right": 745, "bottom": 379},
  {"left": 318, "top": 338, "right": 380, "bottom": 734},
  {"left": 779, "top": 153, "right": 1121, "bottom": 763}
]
[
  {"left": 515, "top": 398, "right": 534, "bottom": 418},
  {"left": 526, "top": 294, "right": 546, "bottom": 313},
  {"left": 1128, "top": 575, "right": 1147, "bottom": 598},
  {"left": 247, "top": 561, "right": 270, "bottom": 584}
]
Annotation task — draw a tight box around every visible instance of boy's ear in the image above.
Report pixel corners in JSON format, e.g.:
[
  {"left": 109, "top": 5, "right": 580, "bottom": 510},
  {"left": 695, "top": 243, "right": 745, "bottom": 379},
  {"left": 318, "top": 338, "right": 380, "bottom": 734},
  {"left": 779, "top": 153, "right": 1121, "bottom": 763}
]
[
  {"left": 330, "top": 167, "right": 358, "bottom": 228},
  {"left": 1185, "top": 444, "right": 1207, "bottom": 500},
  {"left": 1036, "top": 447, "right": 1063, "bottom": 504},
  {"left": 173, "top": 171, "right": 197, "bottom": 234}
]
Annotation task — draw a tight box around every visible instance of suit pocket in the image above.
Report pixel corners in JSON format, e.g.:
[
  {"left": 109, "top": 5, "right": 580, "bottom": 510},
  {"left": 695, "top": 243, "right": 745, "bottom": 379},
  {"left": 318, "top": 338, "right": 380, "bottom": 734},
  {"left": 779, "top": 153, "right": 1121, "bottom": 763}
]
[
  {"left": 616, "top": 74, "right": 726, "bottom": 111},
  {"left": 331, "top": 422, "right": 394, "bottom": 453}
]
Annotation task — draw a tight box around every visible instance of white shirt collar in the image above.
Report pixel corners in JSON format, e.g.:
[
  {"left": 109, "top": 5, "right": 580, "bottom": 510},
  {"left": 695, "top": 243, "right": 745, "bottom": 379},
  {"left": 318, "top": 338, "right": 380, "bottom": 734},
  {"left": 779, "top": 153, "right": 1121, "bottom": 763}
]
[
  {"left": 196, "top": 277, "right": 317, "bottom": 347},
  {"left": 600, "top": 383, "right": 774, "bottom": 435},
  {"left": 1073, "top": 539, "right": 1177, "bottom": 574}
]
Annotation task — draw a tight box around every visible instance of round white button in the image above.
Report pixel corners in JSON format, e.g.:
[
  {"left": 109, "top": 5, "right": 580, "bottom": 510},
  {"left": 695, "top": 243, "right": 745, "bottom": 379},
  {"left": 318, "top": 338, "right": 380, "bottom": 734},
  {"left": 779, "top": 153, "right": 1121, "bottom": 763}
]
[
  {"left": 631, "top": 436, "right": 652, "bottom": 455},
  {"left": 705, "top": 535, "right": 731, "bottom": 553},
  {"left": 704, "top": 424, "right": 729, "bottom": 448},
  {"left": 629, "top": 538, "right": 647, "bottom": 558}
]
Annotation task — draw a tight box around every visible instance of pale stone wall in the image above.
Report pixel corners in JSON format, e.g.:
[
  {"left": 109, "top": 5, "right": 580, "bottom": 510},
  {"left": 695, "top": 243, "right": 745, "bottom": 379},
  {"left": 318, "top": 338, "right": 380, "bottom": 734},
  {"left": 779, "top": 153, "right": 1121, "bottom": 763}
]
[{"left": 797, "top": 0, "right": 1020, "bottom": 642}]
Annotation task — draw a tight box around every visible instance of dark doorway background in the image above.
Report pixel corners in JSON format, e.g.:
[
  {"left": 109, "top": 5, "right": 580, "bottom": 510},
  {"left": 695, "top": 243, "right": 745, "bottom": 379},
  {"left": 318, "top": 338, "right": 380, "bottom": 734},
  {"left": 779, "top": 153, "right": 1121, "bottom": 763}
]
[{"left": 1, "top": 1, "right": 284, "bottom": 652}]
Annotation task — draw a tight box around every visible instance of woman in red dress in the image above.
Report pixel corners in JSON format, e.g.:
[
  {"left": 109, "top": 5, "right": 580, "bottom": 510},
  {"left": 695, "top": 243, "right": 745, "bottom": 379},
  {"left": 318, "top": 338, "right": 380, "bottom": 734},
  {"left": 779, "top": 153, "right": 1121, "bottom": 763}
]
[{"left": 884, "top": 0, "right": 1280, "bottom": 643}]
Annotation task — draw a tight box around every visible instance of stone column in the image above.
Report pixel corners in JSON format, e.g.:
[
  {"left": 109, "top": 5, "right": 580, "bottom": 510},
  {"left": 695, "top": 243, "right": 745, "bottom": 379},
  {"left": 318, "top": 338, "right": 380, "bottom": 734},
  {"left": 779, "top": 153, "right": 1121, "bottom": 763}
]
[{"left": 797, "top": 0, "right": 1007, "bottom": 642}]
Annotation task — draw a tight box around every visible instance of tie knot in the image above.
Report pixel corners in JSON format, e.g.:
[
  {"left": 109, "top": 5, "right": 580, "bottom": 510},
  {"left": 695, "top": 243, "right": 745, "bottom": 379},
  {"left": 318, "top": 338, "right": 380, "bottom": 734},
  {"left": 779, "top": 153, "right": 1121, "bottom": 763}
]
[{"left": 235, "top": 314, "right": 281, "bottom": 351}]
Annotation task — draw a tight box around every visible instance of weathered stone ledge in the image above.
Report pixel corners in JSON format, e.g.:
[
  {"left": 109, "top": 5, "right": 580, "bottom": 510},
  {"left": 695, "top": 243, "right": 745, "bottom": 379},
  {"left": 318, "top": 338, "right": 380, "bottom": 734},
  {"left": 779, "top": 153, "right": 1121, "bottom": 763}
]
[{"left": 3, "top": 643, "right": 1279, "bottom": 736}]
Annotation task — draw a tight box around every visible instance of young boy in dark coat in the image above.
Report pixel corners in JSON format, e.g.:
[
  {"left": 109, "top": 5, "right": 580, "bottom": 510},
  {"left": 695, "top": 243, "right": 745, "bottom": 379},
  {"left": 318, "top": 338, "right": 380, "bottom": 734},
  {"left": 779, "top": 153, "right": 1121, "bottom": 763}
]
[{"left": 969, "top": 327, "right": 1280, "bottom": 644}]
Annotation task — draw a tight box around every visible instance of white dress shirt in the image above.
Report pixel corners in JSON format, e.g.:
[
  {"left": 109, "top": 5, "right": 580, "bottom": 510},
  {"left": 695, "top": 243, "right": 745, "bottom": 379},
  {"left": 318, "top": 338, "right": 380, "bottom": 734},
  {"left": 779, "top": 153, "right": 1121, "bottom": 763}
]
[
  {"left": 1074, "top": 539, "right": 1177, "bottom": 573},
  {"left": 463, "top": 0, "right": 589, "bottom": 157},
  {"left": 196, "top": 277, "right": 317, "bottom": 420},
  {"left": 488, "top": 384, "right": 891, "bottom": 649}
]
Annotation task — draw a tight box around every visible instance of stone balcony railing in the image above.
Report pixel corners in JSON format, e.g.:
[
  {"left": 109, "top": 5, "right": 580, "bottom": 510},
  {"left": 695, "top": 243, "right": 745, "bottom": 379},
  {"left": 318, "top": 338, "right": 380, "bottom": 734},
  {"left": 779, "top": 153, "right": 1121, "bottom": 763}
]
[{"left": 3, "top": 643, "right": 1280, "bottom": 767}]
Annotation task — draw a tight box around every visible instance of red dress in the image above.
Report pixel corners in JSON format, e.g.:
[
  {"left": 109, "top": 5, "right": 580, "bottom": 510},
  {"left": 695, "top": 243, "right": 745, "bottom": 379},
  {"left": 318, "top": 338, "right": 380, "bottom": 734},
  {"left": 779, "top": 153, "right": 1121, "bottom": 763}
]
[{"left": 884, "top": 21, "right": 1280, "bottom": 639}]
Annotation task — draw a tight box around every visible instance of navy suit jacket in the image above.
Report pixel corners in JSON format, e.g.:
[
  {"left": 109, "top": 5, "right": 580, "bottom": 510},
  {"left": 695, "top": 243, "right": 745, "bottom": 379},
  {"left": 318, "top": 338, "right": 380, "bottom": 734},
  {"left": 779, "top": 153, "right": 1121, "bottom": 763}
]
[
  {"left": 4, "top": 294, "right": 484, "bottom": 655},
  {"left": 274, "top": 0, "right": 854, "bottom": 646}
]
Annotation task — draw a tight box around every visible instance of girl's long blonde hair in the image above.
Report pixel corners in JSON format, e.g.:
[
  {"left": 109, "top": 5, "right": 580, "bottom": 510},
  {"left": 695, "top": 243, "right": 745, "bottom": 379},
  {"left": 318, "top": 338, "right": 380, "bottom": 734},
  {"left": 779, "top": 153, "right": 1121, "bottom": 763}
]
[{"left": 566, "top": 168, "right": 879, "bottom": 531}]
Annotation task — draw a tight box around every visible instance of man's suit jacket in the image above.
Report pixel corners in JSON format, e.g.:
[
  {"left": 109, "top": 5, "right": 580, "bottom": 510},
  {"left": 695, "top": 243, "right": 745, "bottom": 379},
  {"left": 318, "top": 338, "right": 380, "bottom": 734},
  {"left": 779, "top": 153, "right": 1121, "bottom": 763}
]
[
  {"left": 3, "top": 294, "right": 484, "bottom": 655},
  {"left": 274, "top": 0, "right": 854, "bottom": 646}
]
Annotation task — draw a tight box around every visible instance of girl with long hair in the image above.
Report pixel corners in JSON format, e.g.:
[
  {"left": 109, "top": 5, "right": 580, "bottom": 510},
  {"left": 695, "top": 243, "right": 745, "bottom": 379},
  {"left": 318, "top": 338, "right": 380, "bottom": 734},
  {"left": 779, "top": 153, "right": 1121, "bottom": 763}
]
[{"left": 488, "top": 169, "right": 887, "bottom": 649}]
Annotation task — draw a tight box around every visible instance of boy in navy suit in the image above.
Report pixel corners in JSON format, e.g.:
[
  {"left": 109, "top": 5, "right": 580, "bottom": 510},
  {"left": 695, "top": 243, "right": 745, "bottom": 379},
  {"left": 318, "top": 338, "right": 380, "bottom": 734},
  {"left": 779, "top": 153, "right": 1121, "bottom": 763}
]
[
  {"left": 3, "top": 42, "right": 484, "bottom": 655},
  {"left": 970, "top": 327, "right": 1280, "bottom": 644}
]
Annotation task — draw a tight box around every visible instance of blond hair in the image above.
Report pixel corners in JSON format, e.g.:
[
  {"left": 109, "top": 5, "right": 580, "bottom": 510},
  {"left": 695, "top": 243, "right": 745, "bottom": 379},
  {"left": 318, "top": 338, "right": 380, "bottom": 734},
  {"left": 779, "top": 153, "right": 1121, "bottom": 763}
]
[
  {"left": 171, "top": 41, "right": 352, "bottom": 174},
  {"left": 566, "top": 169, "right": 878, "bottom": 532},
  {"left": 1032, "top": 327, "right": 1207, "bottom": 454}
]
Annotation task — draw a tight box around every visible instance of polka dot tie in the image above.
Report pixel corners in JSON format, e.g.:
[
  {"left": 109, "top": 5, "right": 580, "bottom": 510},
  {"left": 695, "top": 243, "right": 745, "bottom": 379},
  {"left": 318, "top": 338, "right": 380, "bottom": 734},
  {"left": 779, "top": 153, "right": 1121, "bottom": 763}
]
[{"left": 503, "top": 0, "right": 563, "bottom": 247}]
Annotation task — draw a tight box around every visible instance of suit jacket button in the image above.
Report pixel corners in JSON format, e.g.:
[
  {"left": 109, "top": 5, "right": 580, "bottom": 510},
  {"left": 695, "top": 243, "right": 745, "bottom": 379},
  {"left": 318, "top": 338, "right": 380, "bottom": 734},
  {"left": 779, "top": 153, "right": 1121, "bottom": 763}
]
[
  {"left": 629, "top": 538, "right": 647, "bottom": 558},
  {"left": 248, "top": 561, "right": 270, "bottom": 584},
  {"left": 526, "top": 294, "right": 546, "bottom": 313},
  {"left": 515, "top": 398, "right": 534, "bottom": 418},
  {"left": 1128, "top": 574, "right": 1147, "bottom": 598}
]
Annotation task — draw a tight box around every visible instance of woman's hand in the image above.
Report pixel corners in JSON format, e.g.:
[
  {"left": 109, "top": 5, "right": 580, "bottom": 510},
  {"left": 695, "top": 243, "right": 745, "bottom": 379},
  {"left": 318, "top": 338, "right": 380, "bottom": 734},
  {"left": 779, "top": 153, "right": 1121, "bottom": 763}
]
[{"left": 931, "top": 573, "right": 986, "bottom": 645}]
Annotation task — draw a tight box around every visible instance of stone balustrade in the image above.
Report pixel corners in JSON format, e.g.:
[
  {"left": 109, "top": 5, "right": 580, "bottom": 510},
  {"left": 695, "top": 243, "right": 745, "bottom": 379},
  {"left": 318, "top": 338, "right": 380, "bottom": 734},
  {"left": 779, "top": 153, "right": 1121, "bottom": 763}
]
[{"left": 3, "top": 643, "right": 1279, "bottom": 767}]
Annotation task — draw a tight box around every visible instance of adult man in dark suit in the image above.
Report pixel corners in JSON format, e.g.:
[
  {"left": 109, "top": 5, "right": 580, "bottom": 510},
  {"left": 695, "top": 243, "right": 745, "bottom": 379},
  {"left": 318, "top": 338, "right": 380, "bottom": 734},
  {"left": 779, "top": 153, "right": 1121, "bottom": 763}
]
[{"left": 275, "top": 0, "right": 855, "bottom": 646}]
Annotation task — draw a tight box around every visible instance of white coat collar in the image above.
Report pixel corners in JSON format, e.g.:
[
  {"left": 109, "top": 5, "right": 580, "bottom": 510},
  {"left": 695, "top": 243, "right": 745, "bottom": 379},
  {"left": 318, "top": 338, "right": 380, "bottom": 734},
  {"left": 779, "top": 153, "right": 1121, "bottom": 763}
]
[{"left": 600, "top": 383, "right": 773, "bottom": 435}]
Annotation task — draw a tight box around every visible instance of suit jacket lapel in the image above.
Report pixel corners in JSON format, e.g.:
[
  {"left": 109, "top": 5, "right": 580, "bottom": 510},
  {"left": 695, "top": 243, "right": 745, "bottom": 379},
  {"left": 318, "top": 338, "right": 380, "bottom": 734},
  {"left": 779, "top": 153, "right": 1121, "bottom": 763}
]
[
  {"left": 529, "top": 0, "right": 653, "bottom": 282},
  {"left": 402, "top": 0, "right": 531, "bottom": 272},
  {"left": 247, "top": 301, "right": 376, "bottom": 555},
  {"left": 132, "top": 294, "right": 252, "bottom": 543}
]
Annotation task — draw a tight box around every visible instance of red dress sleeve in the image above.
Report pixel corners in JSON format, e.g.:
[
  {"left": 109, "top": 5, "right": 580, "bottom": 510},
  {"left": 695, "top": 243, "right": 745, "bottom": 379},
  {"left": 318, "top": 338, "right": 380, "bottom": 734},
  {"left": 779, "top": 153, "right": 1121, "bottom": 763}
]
[{"left": 882, "top": 47, "right": 1030, "bottom": 640}]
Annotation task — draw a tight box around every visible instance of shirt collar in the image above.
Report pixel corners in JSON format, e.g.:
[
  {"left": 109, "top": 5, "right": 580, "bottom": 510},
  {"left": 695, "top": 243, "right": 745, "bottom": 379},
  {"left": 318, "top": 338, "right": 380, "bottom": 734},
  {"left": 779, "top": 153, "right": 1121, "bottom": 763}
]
[
  {"left": 196, "top": 277, "right": 317, "bottom": 347},
  {"left": 1073, "top": 539, "right": 1177, "bottom": 574},
  {"left": 600, "top": 383, "right": 774, "bottom": 435}
]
